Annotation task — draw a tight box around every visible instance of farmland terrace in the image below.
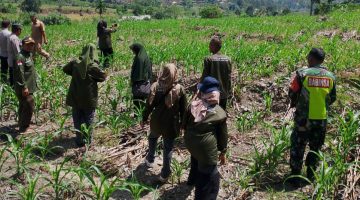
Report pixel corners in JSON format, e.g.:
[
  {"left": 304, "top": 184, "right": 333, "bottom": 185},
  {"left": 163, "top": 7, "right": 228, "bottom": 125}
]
[{"left": 0, "top": 6, "right": 359, "bottom": 200}]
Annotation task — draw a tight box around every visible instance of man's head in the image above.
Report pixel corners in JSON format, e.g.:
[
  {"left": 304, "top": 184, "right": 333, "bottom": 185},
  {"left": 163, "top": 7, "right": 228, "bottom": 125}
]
[
  {"left": 209, "top": 36, "right": 222, "bottom": 54},
  {"left": 307, "top": 48, "right": 325, "bottom": 67},
  {"left": 12, "top": 24, "right": 22, "bottom": 36},
  {"left": 22, "top": 36, "right": 35, "bottom": 52},
  {"left": 30, "top": 14, "right": 37, "bottom": 23},
  {"left": 1, "top": 20, "right": 10, "bottom": 29}
]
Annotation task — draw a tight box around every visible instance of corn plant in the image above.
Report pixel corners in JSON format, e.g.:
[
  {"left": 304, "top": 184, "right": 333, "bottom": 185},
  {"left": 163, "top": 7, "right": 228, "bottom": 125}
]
[
  {"left": 249, "top": 126, "right": 291, "bottom": 178},
  {"left": 125, "top": 175, "right": 152, "bottom": 200},
  {"left": 236, "top": 110, "right": 263, "bottom": 133},
  {"left": 5, "top": 135, "right": 36, "bottom": 176},
  {"left": 8, "top": 173, "right": 46, "bottom": 200},
  {"left": 0, "top": 144, "right": 9, "bottom": 176},
  {"left": 233, "top": 167, "right": 252, "bottom": 190},
  {"left": 84, "top": 165, "right": 122, "bottom": 200},
  {"left": 44, "top": 158, "right": 72, "bottom": 199},
  {"left": 263, "top": 92, "right": 272, "bottom": 114},
  {"left": 170, "top": 158, "right": 189, "bottom": 185},
  {"left": 31, "top": 134, "right": 62, "bottom": 159}
]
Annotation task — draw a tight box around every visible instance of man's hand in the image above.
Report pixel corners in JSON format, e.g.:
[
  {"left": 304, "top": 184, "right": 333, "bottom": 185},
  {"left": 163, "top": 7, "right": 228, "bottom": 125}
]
[
  {"left": 219, "top": 152, "right": 226, "bottom": 165},
  {"left": 44, "top": 40, "right": 48, "bottom": 45},
  {"left": 22, "top": 88, "right": 29, "bottom": 97}
]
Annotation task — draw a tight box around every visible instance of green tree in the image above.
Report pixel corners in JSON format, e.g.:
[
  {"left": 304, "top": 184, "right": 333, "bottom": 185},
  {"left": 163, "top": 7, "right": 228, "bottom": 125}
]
[
  {"left": 199, "top": 5, "right": 223, "bottom": 18},
  {"left": 20, "top": 0, "right": 41, "bottom": 13},
  {"left": 310, "top": 0, "right": 320, "bottom": 15},
  {"left": 95, "top": 0, "right": 106, "bottom": 17}
]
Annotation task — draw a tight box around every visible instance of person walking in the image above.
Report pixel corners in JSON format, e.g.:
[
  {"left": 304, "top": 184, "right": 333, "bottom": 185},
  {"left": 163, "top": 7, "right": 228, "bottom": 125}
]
[
  {"left": 7, "top": 24, "right": 22, "bottom": 86},
  {"left": 97, "top": 20, "right": 117, "bottom": 68},
  {"left": 13, "top": 37, "right": 37, "bottom": 133},
  {"left": 201, "top": 37, "right": 232, "bottom": 110},
  {"left": 30, "top": 14, "right": 50, "bottom": 59},
  {"left": 288, "top": 48, "right": 336, "bottom": 184},
  {"left": 63, "top": 43, "right": 107, "bottom": 147},
  {"left": 183, "top": 76, "right": 228, "bottom": 200},
  {"left": 141, "top": 63, "right": 187, "bottom": 182},
  {"left": 130, "top": 43, "right": 152, "bottom": 110},
  {"left": 0, "top": 19, "right": 11, "bottom": 83}
]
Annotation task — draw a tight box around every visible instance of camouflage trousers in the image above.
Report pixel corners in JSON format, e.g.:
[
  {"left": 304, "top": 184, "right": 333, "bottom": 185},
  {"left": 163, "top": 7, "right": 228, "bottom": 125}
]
[{"left": 290, "top": 119, "right": 327, "bottom": 174}]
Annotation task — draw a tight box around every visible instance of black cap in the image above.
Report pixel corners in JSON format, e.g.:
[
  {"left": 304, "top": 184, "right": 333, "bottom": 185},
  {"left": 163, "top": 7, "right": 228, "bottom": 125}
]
[{"left": 308, "top": 48, "right": 325, "bottom": 62}]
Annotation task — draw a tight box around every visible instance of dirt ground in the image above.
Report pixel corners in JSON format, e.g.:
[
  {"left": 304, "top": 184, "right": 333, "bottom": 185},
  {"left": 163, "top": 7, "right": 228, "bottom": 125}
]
[{"left": 0, "top": 69, "right": 359, "bottom": 199}]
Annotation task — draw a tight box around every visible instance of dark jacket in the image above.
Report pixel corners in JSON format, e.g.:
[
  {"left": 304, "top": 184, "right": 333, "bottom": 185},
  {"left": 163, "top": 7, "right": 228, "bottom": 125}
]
[
  {"left": 63, "top": 60, "right": 106, "bottom": 109},
  {"left": 14, "top": 50, "right": 38, "bottom": 96},
  {"left": 98, "top": 28, "right": 115, "bottom": 50},
  {"left": 201, "top": 53, "right": 232, "bottom": 100},
  {"left": 130, "top": 43, "right": 152, "bottom": 84},
  {"left": 183, "top": 105, "right": 228, "bottom": 168},
  {"left": 143, "top": 83, "right": 187, "bottom": 139}
]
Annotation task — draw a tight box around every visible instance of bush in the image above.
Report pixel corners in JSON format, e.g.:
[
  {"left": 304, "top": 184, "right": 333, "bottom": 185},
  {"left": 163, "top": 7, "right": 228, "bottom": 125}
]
[
  {"left": 282, "top": 8, "right": 291, "bottom": 15},
  {"left": 20, "top": 0, "right": 41, "bottom": 13},
  {"left": 199, "top": 6, "right": 223, "bottom": 19},
  {"left": 41, "top": 14, "right": 71, "bottom": 25},
  {"left": 246, "top": 6, "right": 255, "bottom": 17},
  {"left": 0, "top": 4, "right": 17, "bottom": 13}
]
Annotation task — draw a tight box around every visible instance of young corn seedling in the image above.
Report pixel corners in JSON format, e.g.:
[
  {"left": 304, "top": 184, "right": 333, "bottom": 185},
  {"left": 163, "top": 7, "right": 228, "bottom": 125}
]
[
  {"left": 249, "top": 126, "right": 290, "bottom": 179},
  {"left": 263, "top": 92, "right": 272, "bottom": 114},
  {"left": 85, "top": 165, "right": 122, "bottom": 200},
  {"left": 45, "top": 158, "right": 72, "bottom": 200},
  {"left": 31, "top": 134, "right": 62, "bottom": 159},
  {"left": 0, "top": 144, "right": 9, "bottom": 177},
  {"left": 8, "top": 173, "right": 46, "bottom": 200},
  {"left": 236, "top": 110, "right": 263, "bottom": 133},
  {"left": 5, "top": 134, "right": 36, "bottom": 176},
  {"left": 80, "top": 123, "right": 93, "bottom": 149},
  {"left": 170, "top": 158, "right": 189, "bottom": 185},
  {"left": 125, "top": 175, "right": 151, "bottom": 200}
]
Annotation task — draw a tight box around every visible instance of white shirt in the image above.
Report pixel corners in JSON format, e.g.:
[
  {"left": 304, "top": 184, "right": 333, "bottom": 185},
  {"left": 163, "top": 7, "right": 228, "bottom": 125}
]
[
  {"left": 7, "top": 33, "right": 21, "bottom": 67},
  {"left": 0, "top": 28, "right": 11, "bottom": 57}
]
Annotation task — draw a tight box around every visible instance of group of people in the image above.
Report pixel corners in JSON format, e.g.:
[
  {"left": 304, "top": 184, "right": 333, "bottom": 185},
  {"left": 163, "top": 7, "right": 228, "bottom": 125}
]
[{"left": 0, "top": 17, "right": 337, "bottom": 199}]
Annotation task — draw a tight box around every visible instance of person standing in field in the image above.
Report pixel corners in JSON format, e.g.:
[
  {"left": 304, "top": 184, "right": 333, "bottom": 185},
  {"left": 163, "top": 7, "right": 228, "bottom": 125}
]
[
  {"left": 97, "top": 20, "right": 117, "bottom": 68},
  {"left": 141, "top": 63, "right": 187, "bottom": 182},
  {"left": 63, "top": 43, "right": 107, "bottom": 147},
  {"left": 201, "top": 36, "right": 232, "bottom": 110},
  {"left": 7, "top": 24, "right": 22, "bottom": 86},
  {"left": 183, "top": 76, "right": 228, "bottom": 200},
  {"left": 0, "top": 19, "right": 11, "bottom": 83},
  {"left": 130, "top": 43, "right": 152, "bottom": 110},
  {"left": 13, "top": 37, "right": 37, "bottom": 133},
  {"left": 288, "top": 48, "right": 336, "bottom": 184},
  {"left": 30, "top": 14, "right": 50, "bottom": 60}
]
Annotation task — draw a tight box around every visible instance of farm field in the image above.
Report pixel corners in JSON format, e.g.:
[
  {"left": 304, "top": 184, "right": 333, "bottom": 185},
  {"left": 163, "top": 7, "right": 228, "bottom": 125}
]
[{"left": 0, "top": 6, "right": 360, "bottom": 200}]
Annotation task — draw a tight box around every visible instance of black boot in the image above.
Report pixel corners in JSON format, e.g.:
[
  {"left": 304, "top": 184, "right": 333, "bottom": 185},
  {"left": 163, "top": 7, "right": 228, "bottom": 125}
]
[
  {"left": 287, "top": 169, "right": 302, "bottom": 187},
  {"left": 306, "top": 167, "right": 315, "bottom": 182}
]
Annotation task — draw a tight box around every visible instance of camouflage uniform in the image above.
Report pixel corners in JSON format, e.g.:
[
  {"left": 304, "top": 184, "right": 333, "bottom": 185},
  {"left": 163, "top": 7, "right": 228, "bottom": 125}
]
[{"left": 288, "top": 65, "right": 336, "bottom": 176}]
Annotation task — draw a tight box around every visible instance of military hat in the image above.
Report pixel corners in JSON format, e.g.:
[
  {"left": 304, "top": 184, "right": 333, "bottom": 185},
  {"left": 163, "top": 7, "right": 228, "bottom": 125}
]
[
  {"left": 11, "top": 23, "right": 22, "bottom": 31},
  {"left": 22, "top": 36, "right": 35, "bottom": 45}
]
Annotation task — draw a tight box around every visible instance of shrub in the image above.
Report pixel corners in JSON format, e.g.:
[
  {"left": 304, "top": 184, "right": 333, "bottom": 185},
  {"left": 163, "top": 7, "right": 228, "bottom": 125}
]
[
  {"left": 199, "top": 6, "right": 223, "bottom": 19},
  {"left": 0, "top": 4, "right": 17, "bottom": 14},
  {"left": 40, "top": 13, "right": 71, "bottom": 25},
  {"left": 245, "top": 6, "right": 255, "bottom": 17},
  {"left": 20, "top": 0, "right": 41, "bottom": 13}
]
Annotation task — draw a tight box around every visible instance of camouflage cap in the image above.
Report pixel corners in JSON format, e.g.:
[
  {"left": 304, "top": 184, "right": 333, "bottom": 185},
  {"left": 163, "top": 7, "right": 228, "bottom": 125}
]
[
  {"left": 22, "top": 36, "right": 35, "bottom": 45},
  {"left": 11, "top": 23, "right": 22, "bottom": 31}
]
